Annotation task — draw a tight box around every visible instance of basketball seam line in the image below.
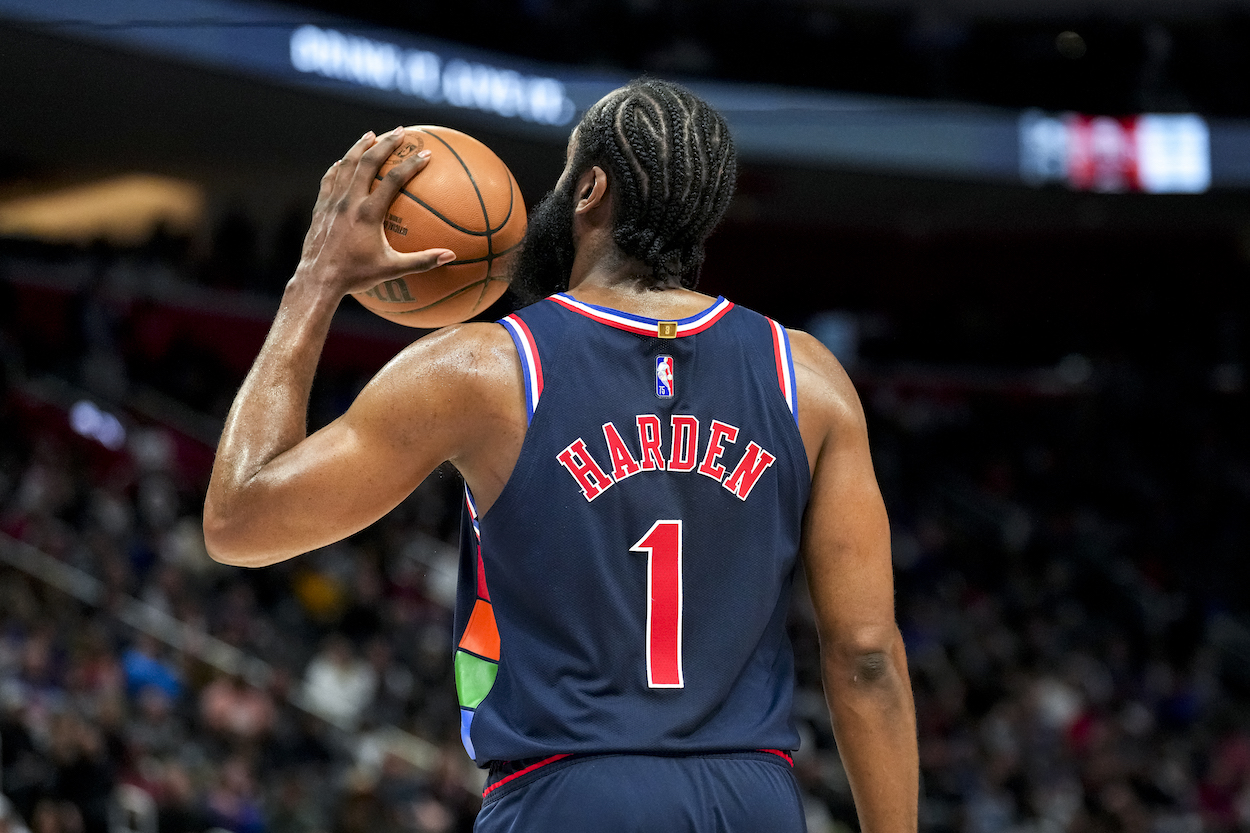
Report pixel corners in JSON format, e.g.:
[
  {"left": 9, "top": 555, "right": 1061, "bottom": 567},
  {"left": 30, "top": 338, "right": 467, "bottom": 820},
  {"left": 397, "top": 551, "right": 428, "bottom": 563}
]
[
  {"left": 379, "top": 175, "right": 492, "bottom": 237},
  {"left": 441, "top": 238, "right": 522, "bottom": 267},
  {"left": 421, "top": 129, "right": 495, "bottom": 261}
]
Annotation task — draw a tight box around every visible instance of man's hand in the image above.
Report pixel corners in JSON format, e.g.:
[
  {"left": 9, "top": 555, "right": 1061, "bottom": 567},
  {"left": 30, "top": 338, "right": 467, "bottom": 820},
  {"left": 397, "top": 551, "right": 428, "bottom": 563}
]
[{"left": 295, "top": 127, "right": 455, "bottom": 299}]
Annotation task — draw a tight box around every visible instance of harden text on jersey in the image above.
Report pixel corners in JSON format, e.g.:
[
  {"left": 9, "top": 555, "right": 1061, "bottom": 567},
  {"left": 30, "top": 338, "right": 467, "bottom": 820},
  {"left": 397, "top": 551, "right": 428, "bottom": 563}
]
[{"left": 556, "top": 414, "right": 777, "bottom": 502}]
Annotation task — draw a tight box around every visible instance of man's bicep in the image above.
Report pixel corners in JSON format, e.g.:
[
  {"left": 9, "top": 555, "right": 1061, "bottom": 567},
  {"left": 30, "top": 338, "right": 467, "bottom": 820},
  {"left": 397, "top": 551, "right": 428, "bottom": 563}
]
[
  {"left": 280, "top": 326, "right": 491, "bottom": 522},
  {"left": 794, "top": 343, "right": 896, "bottom": 657},
  {"left": 265, "top": 387, "right": 455, "bottom": 540},
  {"left": 210, "top": 326, "right": 489, "bottom": 563}
]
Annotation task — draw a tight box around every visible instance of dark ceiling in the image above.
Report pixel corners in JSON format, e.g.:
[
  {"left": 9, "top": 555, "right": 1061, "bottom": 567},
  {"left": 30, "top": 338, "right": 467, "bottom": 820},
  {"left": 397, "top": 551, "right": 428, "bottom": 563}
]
[
  {"left": 0, "top": 0, "right": 1248, "bottom": 299},
  {"left": 284, "top": 0, "right": 1250, "bottom": 117}
]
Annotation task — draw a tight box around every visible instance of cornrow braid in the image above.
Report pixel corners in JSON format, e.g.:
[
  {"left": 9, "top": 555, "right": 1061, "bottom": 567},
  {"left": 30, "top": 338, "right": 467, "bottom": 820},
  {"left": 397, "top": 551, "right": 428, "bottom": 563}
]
[{"left": 571, "top": 78, "right": 738, "bottom": 289}]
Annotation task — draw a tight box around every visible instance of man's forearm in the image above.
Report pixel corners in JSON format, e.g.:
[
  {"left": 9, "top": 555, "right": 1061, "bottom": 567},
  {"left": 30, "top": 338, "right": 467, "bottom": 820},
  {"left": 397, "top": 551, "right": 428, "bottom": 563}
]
[
  {"left": 202, "top": 130, "right": 452, "bottom": 566},
  {"left": 203, "top": 277, "right": 339, "bottom": 561},
  {"left": 825, "top": 639, "right": 919, "bottom": 833}
]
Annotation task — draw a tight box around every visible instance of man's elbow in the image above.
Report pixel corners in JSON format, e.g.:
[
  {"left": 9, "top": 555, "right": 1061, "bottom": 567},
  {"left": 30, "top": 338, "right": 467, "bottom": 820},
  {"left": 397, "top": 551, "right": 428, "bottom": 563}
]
[
  {"left": 825, "top": 625, "right": 909, "bottom": 689},
  {"left": 203, "top": 513, "right": 244, "bottom": 567},
  {"left": 851, "top": 650, "right": 891, "bottom": 684},
  {"left": 202, "top": 502, "right": 268, "bottom": 568}
]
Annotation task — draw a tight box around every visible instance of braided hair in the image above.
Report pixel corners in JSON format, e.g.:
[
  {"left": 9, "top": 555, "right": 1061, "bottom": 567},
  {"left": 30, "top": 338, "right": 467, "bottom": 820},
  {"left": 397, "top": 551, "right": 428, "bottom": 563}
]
[{"left": 571, "top": 79, "right": 737, "bottom": 289}]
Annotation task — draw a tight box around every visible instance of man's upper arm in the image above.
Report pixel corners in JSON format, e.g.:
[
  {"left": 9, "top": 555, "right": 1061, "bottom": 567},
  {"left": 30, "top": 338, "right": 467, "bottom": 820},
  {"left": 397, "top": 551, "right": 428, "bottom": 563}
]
[
  {"left": 205, "top": 322, "right": 517, "bottom": 565},
  {"left": 790, "top": 331, "right": 896, "bottom": 657}
]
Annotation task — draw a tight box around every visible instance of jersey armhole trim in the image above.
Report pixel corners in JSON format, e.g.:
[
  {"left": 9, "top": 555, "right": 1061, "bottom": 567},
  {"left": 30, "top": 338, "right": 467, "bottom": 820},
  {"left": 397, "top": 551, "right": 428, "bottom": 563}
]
[
  {"left": 500, "top": 315, "right": 543, "bottom": 424},
  {"left": 768, "top": 319, "right": 798, "bottom": 425}
]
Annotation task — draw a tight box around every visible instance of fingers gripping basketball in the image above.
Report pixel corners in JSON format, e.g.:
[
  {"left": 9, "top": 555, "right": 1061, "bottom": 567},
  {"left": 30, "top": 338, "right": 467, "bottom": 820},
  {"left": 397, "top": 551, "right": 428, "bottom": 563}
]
[{"left": 353, "top": 126, "right": 527, "bottom": 329}]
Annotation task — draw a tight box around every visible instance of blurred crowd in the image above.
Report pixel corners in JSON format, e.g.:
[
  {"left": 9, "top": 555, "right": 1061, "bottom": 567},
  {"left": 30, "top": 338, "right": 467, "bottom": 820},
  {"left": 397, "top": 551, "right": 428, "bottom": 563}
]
[{"left": 0, "top": 232, "right": 1248, "bottom": 833}]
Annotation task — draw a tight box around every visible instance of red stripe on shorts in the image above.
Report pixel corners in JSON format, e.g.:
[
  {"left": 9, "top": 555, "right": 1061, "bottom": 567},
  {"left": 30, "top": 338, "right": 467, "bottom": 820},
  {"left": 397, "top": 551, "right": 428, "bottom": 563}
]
[{"left": 481, "top": 754, "right": 572, "bottom": 798}]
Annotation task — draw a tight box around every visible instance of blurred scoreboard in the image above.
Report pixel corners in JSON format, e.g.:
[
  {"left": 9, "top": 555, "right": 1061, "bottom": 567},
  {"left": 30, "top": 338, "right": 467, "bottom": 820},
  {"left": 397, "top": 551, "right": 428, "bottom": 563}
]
[{"left": 1021, "top": 112, "right": 1211, "bottom": 193}]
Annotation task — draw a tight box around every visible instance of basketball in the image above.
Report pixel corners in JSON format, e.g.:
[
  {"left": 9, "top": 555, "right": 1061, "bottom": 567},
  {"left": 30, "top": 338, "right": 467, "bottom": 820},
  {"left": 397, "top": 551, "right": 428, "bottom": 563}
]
[{"left": 352, "top": 126, "right": 526, "bottom": 328}]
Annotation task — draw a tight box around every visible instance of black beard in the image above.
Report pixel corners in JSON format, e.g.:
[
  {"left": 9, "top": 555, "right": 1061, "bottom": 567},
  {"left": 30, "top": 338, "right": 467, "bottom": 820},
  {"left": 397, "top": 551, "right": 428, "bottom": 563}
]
[{"left": 508, "top": 181, "right": 576, "bottom": 306}]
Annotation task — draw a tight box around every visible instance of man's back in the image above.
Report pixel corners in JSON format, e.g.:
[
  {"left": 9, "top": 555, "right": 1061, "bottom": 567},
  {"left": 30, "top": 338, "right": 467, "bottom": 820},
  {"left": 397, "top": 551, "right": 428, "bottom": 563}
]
[
  {"left": 454, "top": 294, "right": 810, "bottom": 763},
  {"left": 204, "top": 86, "right": 917, "bottom": 830}
]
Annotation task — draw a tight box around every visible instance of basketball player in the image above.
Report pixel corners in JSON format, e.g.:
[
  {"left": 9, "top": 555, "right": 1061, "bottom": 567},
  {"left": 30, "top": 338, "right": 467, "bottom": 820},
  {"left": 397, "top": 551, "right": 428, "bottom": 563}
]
[{"left": 205, "top": 80, "right": 918, "bottom": 831}]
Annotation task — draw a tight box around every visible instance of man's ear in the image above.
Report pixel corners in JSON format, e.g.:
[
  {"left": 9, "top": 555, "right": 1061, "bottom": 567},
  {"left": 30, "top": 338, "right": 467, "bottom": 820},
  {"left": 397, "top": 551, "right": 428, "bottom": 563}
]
[{"left": 573, "top": 166, "right": 609, "bottom": 216}]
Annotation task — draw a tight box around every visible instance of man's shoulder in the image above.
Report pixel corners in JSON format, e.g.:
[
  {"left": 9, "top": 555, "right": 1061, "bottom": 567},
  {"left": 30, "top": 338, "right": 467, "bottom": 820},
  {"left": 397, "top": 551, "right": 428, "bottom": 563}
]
[
  {"left": 381, "top": 320, "right": 520, "bottom": 394},
  {"left": 782, "top": 328, "right": 867, "bottom": 445}
]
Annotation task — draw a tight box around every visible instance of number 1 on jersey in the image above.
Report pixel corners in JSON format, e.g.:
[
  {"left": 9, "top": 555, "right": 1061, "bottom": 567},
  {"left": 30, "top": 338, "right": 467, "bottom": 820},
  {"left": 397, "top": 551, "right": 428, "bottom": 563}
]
[{"left": 631, "top": 520, "right": 684, "bottom": 688}]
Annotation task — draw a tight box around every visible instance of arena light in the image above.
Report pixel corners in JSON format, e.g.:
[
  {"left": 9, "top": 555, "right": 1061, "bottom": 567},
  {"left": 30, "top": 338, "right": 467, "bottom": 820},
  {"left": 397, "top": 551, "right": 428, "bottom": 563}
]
[
  {"left": 0, "top": 174, "right": 205, "bottom": 245},
  {"left": 70, "top": 400, "right": 127, "bottom": 451}
]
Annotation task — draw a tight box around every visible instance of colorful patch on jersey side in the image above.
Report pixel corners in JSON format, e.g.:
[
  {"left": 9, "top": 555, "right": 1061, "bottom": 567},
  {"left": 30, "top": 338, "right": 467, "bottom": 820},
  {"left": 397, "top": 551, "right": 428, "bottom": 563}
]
[
  {"left": 476, "top": 550, "right": 490, "bottom": 602},
  {"left": 768, "top": 318, "right": 798, "bottom": 423},
  {"left": 656, "top": 355, "right": 674, "bottom": 398},
  {"left": 760, "top": 749, "right": 795, "bottom": 766},
  {"left": 500, "top": 314, "right": 543, "bottom": 423},
  {"left": 458, "top": 485, "right": 499, "bottom": 759},
  {"left": 464, "top": 486, "right": 489, "bottom": 600},
  {"left": 459, "top": 708, "right": 477, "bottom": 760},
  {"left": 459, "top": 599, "right": 501, "bottom": 661},
  {"left": 550, "top": 294, "right": 734, "bottom": 338},
  {"left": 455, "top": 651, "right": 499, "bottom": 709}
]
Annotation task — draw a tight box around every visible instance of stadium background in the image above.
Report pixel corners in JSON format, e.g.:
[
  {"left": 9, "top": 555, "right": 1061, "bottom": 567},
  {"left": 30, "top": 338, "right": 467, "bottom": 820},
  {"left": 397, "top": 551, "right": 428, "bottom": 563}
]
[{"left": 1, "top": 1, "right": 1248, "bottom": 832}]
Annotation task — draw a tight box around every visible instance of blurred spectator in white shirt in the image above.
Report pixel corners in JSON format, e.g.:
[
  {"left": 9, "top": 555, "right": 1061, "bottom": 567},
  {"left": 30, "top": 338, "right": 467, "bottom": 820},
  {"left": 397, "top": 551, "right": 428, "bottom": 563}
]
[{"left": 299, "top": 636, "right": 376, "bottom": 730}]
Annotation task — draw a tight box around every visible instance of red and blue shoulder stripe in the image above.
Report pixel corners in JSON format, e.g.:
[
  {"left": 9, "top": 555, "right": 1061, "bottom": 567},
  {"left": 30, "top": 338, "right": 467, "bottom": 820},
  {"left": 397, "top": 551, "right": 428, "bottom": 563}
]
[
  {"left": 500, "top": 314, "right": 543, "bottom": 423},
  {"left": 768, "top": 319, "right": 798, "bottom": 424}
]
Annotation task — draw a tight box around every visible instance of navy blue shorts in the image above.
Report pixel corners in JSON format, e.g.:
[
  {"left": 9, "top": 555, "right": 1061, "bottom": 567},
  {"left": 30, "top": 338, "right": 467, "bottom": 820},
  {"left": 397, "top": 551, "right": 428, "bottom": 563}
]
[{"left": 475, "top": 751, "right": 806, "bottom": 833}]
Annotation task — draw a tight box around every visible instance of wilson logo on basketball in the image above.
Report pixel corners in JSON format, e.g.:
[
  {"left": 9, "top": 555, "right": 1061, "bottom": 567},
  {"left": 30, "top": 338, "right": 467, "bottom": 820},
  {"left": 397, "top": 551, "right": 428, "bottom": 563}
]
[
  {"left": 364, "top": 279, "right": 416, "bottom": 303},
  {"left": 394, "top": 138, "right": 424, "bottom": 158}
]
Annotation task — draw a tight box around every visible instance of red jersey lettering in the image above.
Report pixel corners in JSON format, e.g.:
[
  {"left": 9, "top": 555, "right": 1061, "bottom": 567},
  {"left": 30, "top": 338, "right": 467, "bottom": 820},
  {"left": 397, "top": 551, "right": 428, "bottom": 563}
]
[
  {"left": 636, "top": 415, "right": 666, "bottom": 472},
  {"left": 557, "top": 438, "right": 615, "bottom": 501},
  {"left": 602, "top": 422, "right": 642, "bottom": 481},
  {"left": 668, "top": 415, "right": 700, "bottom": 472},
  {"left": 698, "top": 420, "right": 739, "bottom": 482},
  {"left": 723, "top": 442, "right": 777, "bottom": 500}
]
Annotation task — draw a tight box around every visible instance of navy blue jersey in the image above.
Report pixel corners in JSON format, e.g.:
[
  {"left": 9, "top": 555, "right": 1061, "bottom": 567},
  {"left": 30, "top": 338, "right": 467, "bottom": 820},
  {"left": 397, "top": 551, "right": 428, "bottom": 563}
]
[{"left": 452, "top": 294, "right": 810, "bottom": 765}]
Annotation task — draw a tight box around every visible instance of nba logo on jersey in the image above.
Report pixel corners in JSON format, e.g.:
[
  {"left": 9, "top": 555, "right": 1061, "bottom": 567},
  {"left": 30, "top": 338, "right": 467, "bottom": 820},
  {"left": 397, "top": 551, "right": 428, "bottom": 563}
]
[{"left": 655, "top": 355, "right": 674, "bottom": 398}]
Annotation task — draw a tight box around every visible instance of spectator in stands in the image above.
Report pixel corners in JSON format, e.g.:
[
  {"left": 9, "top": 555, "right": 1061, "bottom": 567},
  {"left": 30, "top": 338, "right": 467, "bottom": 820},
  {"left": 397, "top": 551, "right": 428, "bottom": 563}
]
[
  {"left": 299, "top": 635, "right": 376, "bottom": 730},
  {"left": 199, "top": 672, "right": 276, "bottom": 747},
  {"left": 126, "top": 686, "right": 185, "bottom": 760},
  {"left": 205, "top": 757, "right": 264, "bottom": 833},
  {"left": 44, "top": 713, "right": 114, "bottom": 833},
  {"left": 152, "top": 761, "right": 213, "bottom": 833},
  {"left": 120, "top": 635, "right": 181, "bottom": 703}
]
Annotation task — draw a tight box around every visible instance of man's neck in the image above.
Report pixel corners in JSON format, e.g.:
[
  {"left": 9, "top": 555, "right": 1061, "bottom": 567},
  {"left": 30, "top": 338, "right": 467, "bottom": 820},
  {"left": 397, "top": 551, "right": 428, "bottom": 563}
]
[
  {"left": 566, "top": 273, "right": 716, "bottom": 319},
  {"left": 563, "top": 231, "right": 715, "bottom": 317}
]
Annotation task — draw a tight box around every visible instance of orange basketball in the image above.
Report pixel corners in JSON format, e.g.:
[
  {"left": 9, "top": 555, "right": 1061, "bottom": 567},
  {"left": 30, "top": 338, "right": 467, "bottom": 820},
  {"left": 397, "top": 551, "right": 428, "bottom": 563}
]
[{"left": 353, "top": 126, "right": 526, "bottom": 328}]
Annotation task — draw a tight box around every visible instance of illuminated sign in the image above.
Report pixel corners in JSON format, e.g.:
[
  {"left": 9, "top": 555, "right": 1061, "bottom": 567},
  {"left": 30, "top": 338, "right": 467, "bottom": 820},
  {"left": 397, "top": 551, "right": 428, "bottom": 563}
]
[
  {"left": 1020, "top": 111, "right": 1211, "bottom": 193},
  {"left": 288, "top": 25, "right": 575, "bottom": 126}
]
